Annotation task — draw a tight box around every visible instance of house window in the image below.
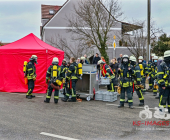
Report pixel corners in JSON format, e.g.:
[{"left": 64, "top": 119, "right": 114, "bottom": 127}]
[{"left": 49, "top": 10, "right": 55, "bottom": 15}]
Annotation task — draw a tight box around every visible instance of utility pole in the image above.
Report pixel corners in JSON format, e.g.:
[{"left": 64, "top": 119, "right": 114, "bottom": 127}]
[{"left": 147, "top": 0, "right": 151, "bottom": 61}]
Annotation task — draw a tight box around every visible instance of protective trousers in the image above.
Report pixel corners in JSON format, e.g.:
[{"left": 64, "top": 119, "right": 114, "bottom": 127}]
[
  {"left": 153, "top": 85, "right": 158, "bottom": 95},
  {"left": 120, "top": 87, "right": 133, "bottom": 106},
  {"left": 26, "top": 79, "right": 34, "bottom": 96},
  {"left": 159, "top": 87, "right": 170, "bottom": 113},
  {"left": 149, "top": 76, "right": 154, "bottom": 89},
  {"left": 141, "top": 77, "right": 146, "bottom": 92},
  {"left": 107, "top": 79, "right": 114, "bottom": 92},
  {"left": 62, "top": 82, "right": 67, "bottom": 95},
  {"left": 65, "top": 79, "right": 78, "bottom": 101},
  {"left": 136, "top": 87, "right": 144, "bottom": 103},
  {"left": 46, "top": 82, "right": 59, "bottom": 103}
]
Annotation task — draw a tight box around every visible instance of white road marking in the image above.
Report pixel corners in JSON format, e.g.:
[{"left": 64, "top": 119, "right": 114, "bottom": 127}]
[
  {"left": 9, "top": 93, "right": 19, "bottom": 95},
  {"left": 40, "top": 132, "right": 80, "bottom": 140},
  {"left": 36, "top": 96, "right": 44, "bottom": 98},
  {"left": 18, "top": 94, "right": 26, "bottom": 96},
  {"left": 106, "top": 103, "right": 155, "bottom": 109}
]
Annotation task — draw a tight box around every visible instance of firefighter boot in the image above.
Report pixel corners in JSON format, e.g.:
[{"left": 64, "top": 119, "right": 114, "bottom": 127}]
[
  {"left": 44, "top": 98, "right": 50, "bottom": 103},
  {"left": 61, "top": 98, "right": 67, "bottom": 102},
  {"left": 31, "top": 95, "right": 35, "bottom": 98},
  {"left": 129, "top": 105, "right": 134, "bottom": 109},
  {"left": 118, "top": 104, "right": 124, "bottom": 108},
  {"left": 27, "top": 96, "right": 32, "bottom": 99}
]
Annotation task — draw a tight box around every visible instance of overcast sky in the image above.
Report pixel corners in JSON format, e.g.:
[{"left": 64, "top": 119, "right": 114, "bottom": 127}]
[{"left": 0, "top": 0, "right": 170, "bottom": 42}]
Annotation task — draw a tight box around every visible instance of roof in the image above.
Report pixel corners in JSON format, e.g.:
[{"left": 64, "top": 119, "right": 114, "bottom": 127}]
[
  {"left": 41, "top": 0, "right": 142, "bottom": 35},
  {"left": 41, "top": 4, "right": 62, "bottom": 19},
  {"left": 122, "top": 22, "right": 142, "bottom": 33},
  {"left": 0, "top": 33, "right": 64, "bottom": 53}
]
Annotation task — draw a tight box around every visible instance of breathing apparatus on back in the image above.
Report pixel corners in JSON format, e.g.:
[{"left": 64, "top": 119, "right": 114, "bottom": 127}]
[{"left": 51, "top": 57, "right": 62, "bottom": 86}]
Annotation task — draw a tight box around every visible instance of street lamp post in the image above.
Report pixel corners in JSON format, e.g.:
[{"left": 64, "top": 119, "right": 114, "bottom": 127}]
[{"left": 147, "top": 0, "right": 151, "bottom": 62}]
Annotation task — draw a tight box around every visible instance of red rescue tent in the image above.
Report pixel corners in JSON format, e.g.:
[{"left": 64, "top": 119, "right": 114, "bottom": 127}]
[{"left": 0, "top": 33, "right": 64, "bottom": 93}]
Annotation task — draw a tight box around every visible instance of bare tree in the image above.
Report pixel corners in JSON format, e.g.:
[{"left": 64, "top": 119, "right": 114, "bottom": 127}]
[
  {"left": 120, "top": 19, "right": 163, "bottom": 61},
  {"left": 66, "top": 0, "right": 123, "bottom": 63},
  {"left": 47, "top": 35, "right": 94, "bottom": 60},
  {"left": 0, "top": 41, "right": 3, "bottom": 46}
]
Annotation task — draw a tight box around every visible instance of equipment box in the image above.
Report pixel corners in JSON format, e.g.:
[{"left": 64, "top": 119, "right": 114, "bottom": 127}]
[
  {"left": 99, "top": 77, "right": 110, "bottom": 85},
  {"left": 102, "top": 91, "right": 118, "bottom": 102},
  {"left": 95, "top": 91, "right": 104, "bottom": 101},
  {"left": 82, "top": 65, "right": 97, "bottom": 72}
]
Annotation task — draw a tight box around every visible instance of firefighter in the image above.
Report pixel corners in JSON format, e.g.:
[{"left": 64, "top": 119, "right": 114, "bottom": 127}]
[
  {"left": 147, "top": 53, "right": 155, "bottom": 90},
  {"left": 157, "top": 50, "right": 170, "bottom": 113},
  {"left": 44, "top": 57, "right": 62, "bottom": 104},
  {"left": 98, "top": 60, "right": 115, "bottom": 92},
  {"left": 138, "top": 56, "right": 148, "bottom": 93},
  {"left": 118, "top": 55, "right": 134, "bottom": 109},
  {"left": 130, "top": 56, "right": 144, "bottom": 106},
  {"left": 26, "top": 55, "right": 38, "bottom": 99},
  {"left": 62, "top": 57, "right": 78, "bottom": 102},
  {"left": 61, "top": 59, "right": 68, "bottom": 96},
  {"left": 155, "top": 57, "right": 164, "bottom": 99},
  {"left": 151, "top": 56, "right": 158, "bottom": 96}
]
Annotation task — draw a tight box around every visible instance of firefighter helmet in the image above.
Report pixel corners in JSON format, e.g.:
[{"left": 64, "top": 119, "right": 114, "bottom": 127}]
[
  {"left": 158, "top": 57, "right": 163, "bottom": 60},
  {"left": 81, "top": 57, "right": 85, "bottom": 60},
  {"left": 151, "top": 53, "right": 155, "bottom": 57},
  {"left": 123, "top": 55, "right": 129, "bottom": 59},
  {"left": 153, "top": 56, "right": 158, "bottom": 60},
  {"left": 98, "top": 60, "right": 105, "bottom": 64},
  {"left": 52, "top": 57, "right": 59, "bottom": 64},
  {"left": 138, "top": 56, "right": 143, "bottom": 60},
  {"left": 164, "top": 50, "right": 170, "bottom": 58},
  {"left": 30, "top": 55, "right": 38, "bottom": 63},
  {"left": 129, "top": 56, "right": 136, "bottom": 62}
]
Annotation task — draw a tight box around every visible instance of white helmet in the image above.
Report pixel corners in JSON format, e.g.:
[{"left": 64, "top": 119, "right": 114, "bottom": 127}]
[
  {"left": 138, "top": 56, "right": 143, "bottom": 60},
  {"left": 129, "top": 56, "right": 136, "bottom": 62},
  {"left": 151, "top": 53, "right": 155, "bottom": 57},
  {"left": 30, "top": 55, "right": 38, "bottom": 63},
  {"left": 164, "top": 50, "right": 170, "bottom": 58},
  {"left": 123, "top": 55, "right": 129, "bottom": 58},
  {"left": 52, "top": 57, "right": 59, "bottom": 64},
  {"left": 31, "top": 55, "right": 37, "bottom": 59},
  {"left": 98, "top": 60, "right": 105, "bottom": 64},
  {"left": 80, "top": 57, "right": 85, "bottom": 60},
  {"left": 153, "top": 56, "right": 158, "bottom": 60},
  {"left": 158, "top": 57, "right": 163, "bottom": 60}
]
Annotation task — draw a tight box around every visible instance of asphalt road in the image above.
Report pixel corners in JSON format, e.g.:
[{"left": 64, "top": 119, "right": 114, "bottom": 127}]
[{"left": 0, "top": 90, "right": 170, "bottom": 140}]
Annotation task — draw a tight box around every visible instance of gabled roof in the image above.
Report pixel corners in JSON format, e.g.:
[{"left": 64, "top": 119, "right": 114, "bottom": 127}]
[
  {"left": 41, "top": 4, "right": 62, "bottom": 19},
  {"left": 41, "top": 0, "right": 142, "bottom": 35},
  {"left": 42, "top": 0, "right": 69, "bottom": 28},
  {"left": 0, "top": 33, "right": 64, "bottom": 53}
]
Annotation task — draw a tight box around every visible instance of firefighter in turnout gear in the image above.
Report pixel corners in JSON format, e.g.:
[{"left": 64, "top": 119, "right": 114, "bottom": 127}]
[
  {"left": 130, "top": 56, "right": 144, "bottom": 106},
  {"left": 150, "top": 56, "right": 158, "bottom": 96},
  {"left": 148, "top": 53, "right": 155, "bottom": 90},
  {"left": 98, "top": 60, "right": 115, "bottom": 92},
  {"left": 26, "top": 55, "right": 38, "bottom": 99},
  {"left": 61, "top": 59, "right": 68, "bottom": 95},
  {"left": 138, "top": 56, "right": 148, "bottom": 93},
  {"left": 44, "top": 57, "right": 62, "bottom": 104},
  {"left": 157, "top": 50, "right": 170, "bottom": 113},
  {"left": 62, "top": 57, "right": 78, "bottom": 102},
  {"left": 118, "top": 55, "right": 134, "bottom": 109}
]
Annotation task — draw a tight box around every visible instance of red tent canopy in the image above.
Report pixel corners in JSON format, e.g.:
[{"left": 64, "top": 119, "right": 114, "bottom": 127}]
[{"left": 0, "top": 33, "right": 64, "bottom": 93}]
